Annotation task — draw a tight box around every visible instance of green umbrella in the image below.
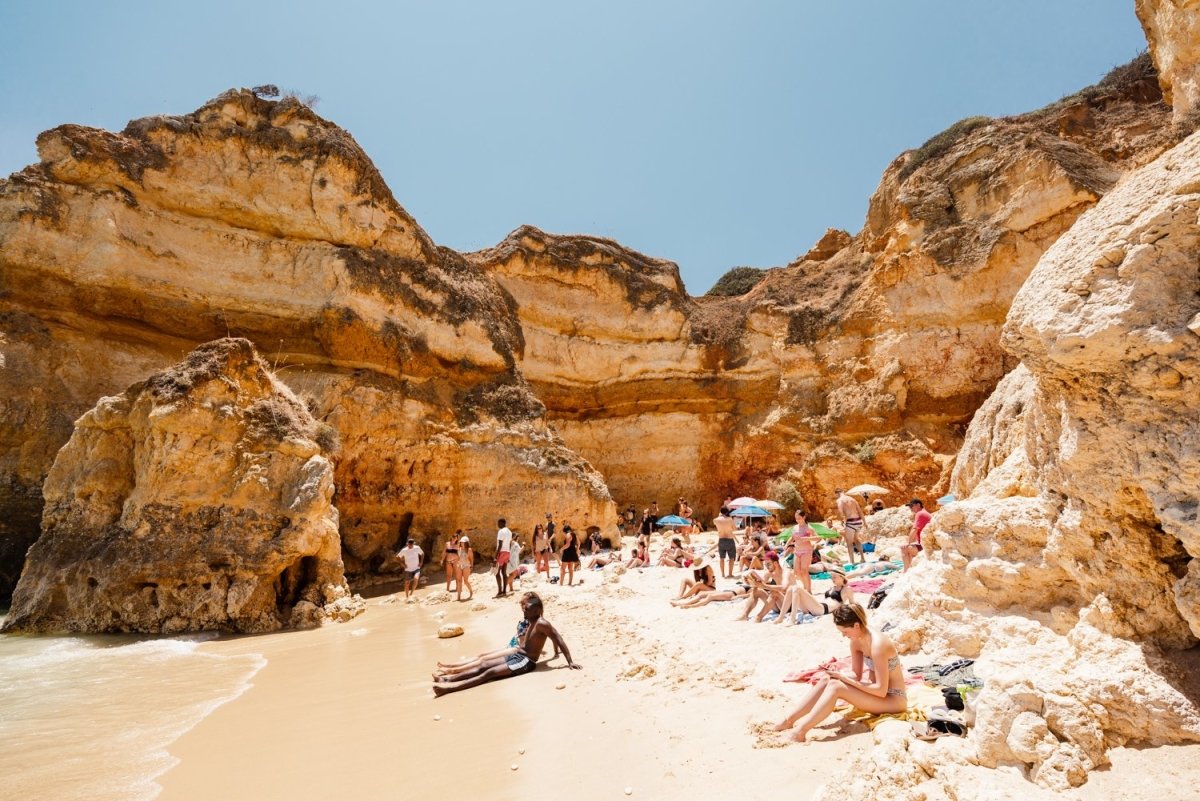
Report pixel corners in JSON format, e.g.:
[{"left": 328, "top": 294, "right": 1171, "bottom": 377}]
[{"left": 810, "top": 522, "right": 839, "bottom": 539}]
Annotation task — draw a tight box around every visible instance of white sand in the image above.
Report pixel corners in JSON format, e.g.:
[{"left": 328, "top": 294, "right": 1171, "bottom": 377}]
[{"left": 155, "top": 532, "right": 1200, "bottom": 801}]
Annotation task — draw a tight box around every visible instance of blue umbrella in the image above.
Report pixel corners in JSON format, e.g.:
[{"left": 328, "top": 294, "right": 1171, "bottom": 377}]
[
  {"left": 730, "top": 505, "right": 769, "bottom": 518},
  {"left": 656, "top": 514, "right": 691, "bottom": 527}
]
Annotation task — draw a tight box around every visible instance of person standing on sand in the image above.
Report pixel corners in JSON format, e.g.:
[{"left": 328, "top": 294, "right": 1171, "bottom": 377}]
[
  {"left": 455, "top": 532, "right": 474, "bottom": 601},
  {"left": 495, "top": 518, "right": 513, "bottom": 598},
  {"left": 901, "top": 499, "right": 931, "bottom": 572},
  {"left": 432, "top": 592, "right": 580, "bottom": 695},
  {"left": 442, "top": 534, "right": 459, "bottom": 594},
  {"left": 788, "top": 509, "right": 822, "bottom": 593},
  {"left": 398, "top": 537, "right": 423, "bottom": 602},
  {"left": 835, "top": 489, "right": 865, "bottom": 565},
  {"left": 649, "top": 501, "right": 660, "bottom": 533},
  {"left": 773, "top": 603, "right": 907, "bottom": 742},
  {"left": 533, "top": 523, "right": 551, "bottom": 582},
  {"left": 558, "top": 524, "right": 580, "bottom": 585},
  {"left": 715, "top": 507, "right": 737, "bottom": 578}
]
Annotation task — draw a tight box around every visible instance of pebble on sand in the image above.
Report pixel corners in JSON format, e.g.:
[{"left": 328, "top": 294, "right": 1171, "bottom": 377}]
[
  {"left": 518, "top": 748, "right": 526, "bottom": 754},
  {"left": 511, "top": 764, "right": 519, "bottom": 771},
  {"left": 434, "top": 715, "right": 441, "bottom": 721},
  {"left": 624, "top": 788, "right": 633, "bottom": 795},
  {"left": 555, "top": 682, "right": 566, "bottom": 690}
]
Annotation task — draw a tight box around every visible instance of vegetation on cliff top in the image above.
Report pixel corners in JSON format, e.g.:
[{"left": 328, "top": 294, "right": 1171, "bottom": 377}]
[{"left": 705, "top": 266, "right": 767, "bottom": 297}]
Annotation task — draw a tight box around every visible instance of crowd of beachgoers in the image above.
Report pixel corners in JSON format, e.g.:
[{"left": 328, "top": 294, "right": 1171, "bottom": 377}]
[{"left": 412, "top": 491, "right": 942, "bottom": 741}]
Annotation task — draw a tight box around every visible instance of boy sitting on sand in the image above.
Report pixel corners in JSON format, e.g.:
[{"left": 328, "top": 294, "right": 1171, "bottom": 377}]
[{"left": 432, "top": 592, "right": 580, "bottom": 695}]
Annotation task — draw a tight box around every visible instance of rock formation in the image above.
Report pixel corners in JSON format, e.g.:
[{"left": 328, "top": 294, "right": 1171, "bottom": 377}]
[
  {"left": 836, "top": 119, "right": 1200, "bottom": 800},
  {"left": 0, "top": 89, "right": 616, "bottom": 599},
  {"left": 2, "top": 338, "right": 362, "bottom": 633},
  {"left": 1138, "top": 0, "right": 1200, "bottom": 126},
  {"left": 477, "top": 55, "right": 1173, "bottom": 516},
  {"left": 0, "top": 49, "right": 1182, "bottom": 607}
]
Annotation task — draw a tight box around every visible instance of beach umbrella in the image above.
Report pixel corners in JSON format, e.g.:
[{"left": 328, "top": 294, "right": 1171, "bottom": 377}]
[
  {"left": 730, "top": 505, "right": 769, "bottom": 518},
  {"left": 847, "top": 484, "right": 889, "bottom": 496},
  {"left": 728, "top": 496, "right": 757, "bottom": 508},
  {"left": 809, "top": 522, "right": 840, "bottom": 539},
  {"left": 656, "top": 514, "right": 691, "bottom": 527},
  {"left": 754, "top": 499, "right": 785, "bottom": 510}
]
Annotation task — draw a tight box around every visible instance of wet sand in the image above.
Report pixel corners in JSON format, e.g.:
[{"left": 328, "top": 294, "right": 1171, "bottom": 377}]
[{"left": 155, "top": 534, "right": 1200, "bottom": 801}]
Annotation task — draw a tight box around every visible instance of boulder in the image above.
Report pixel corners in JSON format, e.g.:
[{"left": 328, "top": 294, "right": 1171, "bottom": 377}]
[{"left": 2, "top": 338, "right": 360, "bottom": 634}]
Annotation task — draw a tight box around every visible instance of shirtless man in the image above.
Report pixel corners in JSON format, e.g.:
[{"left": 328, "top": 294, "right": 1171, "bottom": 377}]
[
  {"left": 835, "top": 489, "right": 865, "bottom": 566},
  {"left": 432, "top": 592, "right": 580, "bottom": 695},
  {"left": 714, "top": 506, "right": 737, "bottom": 578}
]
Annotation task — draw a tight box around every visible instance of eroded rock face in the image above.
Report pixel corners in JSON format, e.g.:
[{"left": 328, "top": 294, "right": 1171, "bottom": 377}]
[
  {"left": 2, "top": 339, "right": 360, "bottom": 634},
  {"left": 479, "top": 60, "right": 1172, "bottom": 517},
  {"left": 0, "top": 90, "right": 616, "bottom": 597},
  {"left": 1138, "top": 0, "right": 1200, "bottom": 125},
  {"left": 862, "top": 126, "right": 1200, "bottom": 797}
]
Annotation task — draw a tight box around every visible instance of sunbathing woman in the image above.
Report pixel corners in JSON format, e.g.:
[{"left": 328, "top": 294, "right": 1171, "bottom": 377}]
[
  {"left": 775, "top": 566, "right": 850, "bottom": 625},
  {"left": 736, "top": 552, "right": 788, "bottom": 621},
  {"left": 671, "top": 583, "right": 751, "bottom": 608},
  {"left": 774, "top": 603, "right": 907, "bottom": 742},
  {"left": 673, "top": 556, "right": 716, "bottom": 601},
  {"left": 657, "top": 537, "right": 688, "bottom": 567},
  {"left": 842, "top": 555, "right": 900, "bottom": 579},
  {"left": 624, "top": 541, "right": 650, "bottom": 568},
  {"left": 586, "top": 549, "right": 622, "bottom": 569}
]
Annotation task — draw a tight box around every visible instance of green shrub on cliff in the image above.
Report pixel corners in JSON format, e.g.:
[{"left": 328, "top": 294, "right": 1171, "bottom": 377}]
[
  {"left": 706, "top": 266, "right": 767, "bottom": 297},
  {"left": 899, "top": 115, "right": 993, "bottom": 181}
]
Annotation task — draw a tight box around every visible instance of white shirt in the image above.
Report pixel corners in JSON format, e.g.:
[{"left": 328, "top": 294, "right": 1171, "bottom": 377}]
[
  {"left": 399, "top": 545, "right": 423, "bottom": 571},
  {"left": 509, "top": 540, "right": 522, "bottom": 565},
  {"left": 496, "top": 526, "right": 513, "bottom": 553}
]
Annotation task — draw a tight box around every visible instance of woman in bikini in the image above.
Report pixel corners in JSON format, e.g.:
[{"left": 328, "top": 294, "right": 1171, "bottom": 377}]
[
  {"left": 657, "top": 537, "right": 687, "bottom": 567},
  {"left": 673, "top": 555, "right": 716, "bottom": 602},
  {"left": 774, "top": 602, "right": 907, "bottom": 742},
  {"left": 532, "top": 523, "right": 551, "bottom": 581},
  {"left": 442, "top": 534, "right": 460, "bottom": 593},
  {"left": 775, "top": 565, "right": 851, "bottom": 625},
  {"left": 671, "top": 582, "right": 751, "bottom": 608},
  {"left": 455, "top": 532, "right": 474, "bottom": 601},
  {"left": 789, "top": 509, "right": 822, "bottom": 593}
]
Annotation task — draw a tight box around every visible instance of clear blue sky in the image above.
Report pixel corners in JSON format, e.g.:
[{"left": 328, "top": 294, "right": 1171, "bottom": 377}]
[{"left": 0, "top": 1, "right": 1148, "bottom": 294}]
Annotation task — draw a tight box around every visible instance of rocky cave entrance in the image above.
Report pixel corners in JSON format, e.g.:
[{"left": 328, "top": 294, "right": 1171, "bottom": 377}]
[{"left": 276, "top": 555, "right": 319, "bottom": 612}]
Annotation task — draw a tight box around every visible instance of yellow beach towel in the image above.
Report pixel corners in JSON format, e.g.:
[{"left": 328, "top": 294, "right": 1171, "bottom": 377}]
[{"left": 838, "top": 684, "right": 944, "bottom": 729}]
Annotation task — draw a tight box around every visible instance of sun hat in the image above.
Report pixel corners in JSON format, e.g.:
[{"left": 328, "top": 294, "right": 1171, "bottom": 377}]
[{"left": 459, "top": 535, "right": 470, "bottom": 544}]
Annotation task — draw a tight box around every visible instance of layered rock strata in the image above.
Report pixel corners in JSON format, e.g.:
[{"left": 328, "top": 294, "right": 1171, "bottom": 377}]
[
  {"left": 479, "top": 57, "right": 1173, "bottom": 515},
  {"left": 0, "top": 90, "right": 616, "bottom": 599},
  {"left": 2, "top": 338, "right": 360, "bottom": 633}
]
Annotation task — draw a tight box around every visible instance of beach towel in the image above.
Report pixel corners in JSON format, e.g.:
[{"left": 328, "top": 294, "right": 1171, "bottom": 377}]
[
  {"left": 838, "top": 683, "right": 944, "bottom": 729},
  {"left": 848, "top": 578, "right": 885, "bottom": 595}
]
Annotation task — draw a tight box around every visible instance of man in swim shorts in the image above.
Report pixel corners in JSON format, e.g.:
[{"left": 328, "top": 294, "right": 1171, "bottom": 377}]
[
  {"left": 495, "top": 518, "right": 513, "bottom": 598},
  {"left": 714, "top": 506, "right": 737, "bottom": 578},
  {"left": 398, "top": 537, "right": 423, "bottom": 602},
  {"left": 836, "top": 489, "right": 865, "bottom": 565},
  {"left": 432, "top": 592, "right": 580, "bottom": 695}
]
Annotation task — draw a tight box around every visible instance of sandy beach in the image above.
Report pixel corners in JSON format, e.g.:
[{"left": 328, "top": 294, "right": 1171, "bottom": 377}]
[{"left": 146, "top": 532, "right": 1200, "bottom": 801}]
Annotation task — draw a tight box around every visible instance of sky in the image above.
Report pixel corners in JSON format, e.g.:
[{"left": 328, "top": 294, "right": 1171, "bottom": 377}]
[{"left": 1, "top": 1, "right": 1150, "bottom": 294}]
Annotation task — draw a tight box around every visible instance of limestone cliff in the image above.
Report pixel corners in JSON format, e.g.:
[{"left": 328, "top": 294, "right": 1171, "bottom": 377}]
[
  {"left": 1138, "top": 0, "right": 1200, "bottom": 126},
  {"left": 843, "top": 125, "right": 1200, "bottom": 798},
  {"left": 2, "top": 339, "right": 361, "bottom": 633},
  {"left": 478, "top": 55, "right": 1173, "bottom": 517},
  {"left": 0, "top": 90, "right": 616, "bottom": 599}
]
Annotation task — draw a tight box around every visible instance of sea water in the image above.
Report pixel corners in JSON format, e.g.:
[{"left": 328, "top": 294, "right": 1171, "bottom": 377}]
[{"left": 0, "top": 625, "right": 265, "bottom": 801}]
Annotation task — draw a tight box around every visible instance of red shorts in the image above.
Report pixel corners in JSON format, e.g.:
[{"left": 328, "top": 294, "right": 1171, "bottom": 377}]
[{"left": 496, "top": 550, "right": 511, "bottom": 566}]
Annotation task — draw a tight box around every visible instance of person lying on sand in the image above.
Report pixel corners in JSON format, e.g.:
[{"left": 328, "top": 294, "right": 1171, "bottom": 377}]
[
  {"left": 587, "top": 549, "right": 622, "bottom": 569},
  {"left": 774, "top": 603, "right": 906, "bottom": 742},
  {"left": 432, "top": 592, "right": 579, "bottom": 696},
  {"left": 843, "top": 556, "right": 899, "bottom": 579},
  {"left": 670, "top": 583, "right": 751, "bottom": 608},
  {"left": 775, "top": 566, "right": 851, "bottom": 625},
  {"left": 434, "top": 608, "right": 558, "bottom": 679}
]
